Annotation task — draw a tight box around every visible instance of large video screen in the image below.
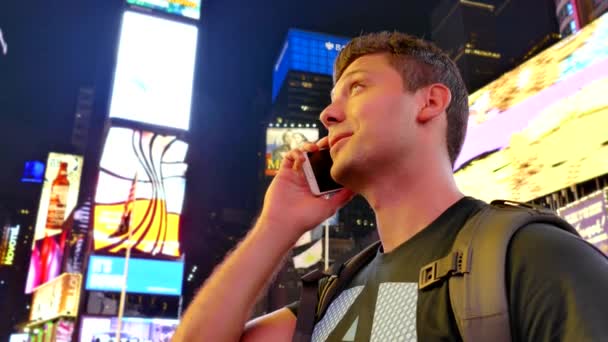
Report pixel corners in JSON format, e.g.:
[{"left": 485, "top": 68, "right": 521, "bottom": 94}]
[
  {"left": 127, "top": 0, "right": 201, "bottom": 20},
  {"left": 454, "top": 13, "right": 608, "bottom": 203},
  {"left": 85, "top": 255, "right": 184, "bottom": 296},
  {"left": 26, "top": 153, "right": 83, "bottom": 293},
  {"left": 94, "top": 127, "right": 187, "bottom": 258},
  {"left": 272, "top": 29, "right": 350, "bottom": 101},
  {"left": 80, "top": 316, "right": 179, "bottom": 342},
  {"left": 109, "top": 11, "right": 198, "bottom": 131},
  {"left": 265, "top": 127, "right": 319, "bottom": 176}
]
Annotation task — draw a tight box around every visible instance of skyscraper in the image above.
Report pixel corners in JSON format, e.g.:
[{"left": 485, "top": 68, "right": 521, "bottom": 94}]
[{"left": 431, "top": 0, "right": 560, "bottom": 92}]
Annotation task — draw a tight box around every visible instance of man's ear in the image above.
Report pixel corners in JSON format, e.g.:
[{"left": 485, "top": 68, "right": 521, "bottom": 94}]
[{"left": 417, "top": 83, "right": 452, "bottom": 123}]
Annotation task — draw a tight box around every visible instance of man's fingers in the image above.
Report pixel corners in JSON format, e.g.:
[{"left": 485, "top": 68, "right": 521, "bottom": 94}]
[{"left": 316, "top": 136, "right": 330, "bottom": 149}]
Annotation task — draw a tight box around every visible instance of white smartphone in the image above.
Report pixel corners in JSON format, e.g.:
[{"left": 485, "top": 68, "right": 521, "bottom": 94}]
[{"left": 302, "top": 148, "right": 344, "bottom": 196}]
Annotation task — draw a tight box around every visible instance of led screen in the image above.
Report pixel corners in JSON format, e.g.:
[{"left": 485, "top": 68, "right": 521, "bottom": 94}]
[
  {"left": 109, "top": 11, "right": 198, "bottom": 131},
  {"left": 127, "top": 0, "right": 201, "bottom": 20},
  {"left": 21, "top": 160, "right": 45, "bottom": 183},
  {"left": 26, "top": 153, "right": 83, "bottom": 293},
  {"left": 0, "top": 225, "right": 20, "bottom": 267},
  {"left": 94, "top": 127, "right": 187, "bottom": 258},
  {"left": 85, "top": 255, "right": 184, "bottom": 296},
  {"left": 454, "top": 13, "right": 608, "bottom": 202},
  {"left": 80, "top": 316, "right": 179, "bottom": 342},
  {"left": 272, "top": 29, "right": 350, "bottom": 101},
  {"left": 265, "top": 127, "right": 319, "bottom": 176}
]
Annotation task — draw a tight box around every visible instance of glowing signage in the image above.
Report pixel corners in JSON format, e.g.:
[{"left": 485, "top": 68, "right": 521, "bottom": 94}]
[
  {"left": 109, "top": 11, "right": 198, "bottom": 131},
  {"left": 26, "top": 152, "right": 83, "bottom": 293},
  {"left": 454, "top": 14, "right": 608, "bottom": 202},
  {"left": 0, "top": 225, "right": 20, "bottom": 266},
  {"left": 127, "top": 0, "right": 201, "bottom": 20},
  {"left": 21, "top": 160, "right": 45, "bottom": 183},
  {"left": 85, "top": 255, "right": 184, "bottom": 296},
  {"left": 94, "top": 127, "right": 187, "bottom": 257},
  {"left": 265, "top": 127, "right": 319, "bottom": 176},
  {"left": 80, "top": 316, "right": 179, "bottom": 342},
  {"left": 30, "top": 273, "right": 82, "bottom": 322},
  {"left": 272, "top": 29, "right": 350, "bottom": 101}
]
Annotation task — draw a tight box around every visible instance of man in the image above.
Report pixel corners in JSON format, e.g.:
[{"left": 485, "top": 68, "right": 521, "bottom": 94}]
[{"left": 173, "top": 32, "right": 608, "bottom": 341}]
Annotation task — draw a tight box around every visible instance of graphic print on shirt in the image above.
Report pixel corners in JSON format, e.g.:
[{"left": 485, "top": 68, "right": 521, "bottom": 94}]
[
  {"left": 312, "top": 286, "right": 364, "bottom": 342},
  {"left": 370, "top": 282, "right": 418, "bottom": 342}
]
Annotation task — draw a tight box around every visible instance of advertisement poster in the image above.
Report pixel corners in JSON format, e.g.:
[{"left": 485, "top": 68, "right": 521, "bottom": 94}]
[
  {"left": 80, "top": 316, "right": 179, "bottom": 342},
  {"left": 109, "top": 11, "right": 198, "bottom": 131},
  {"left": 127, "top": 0, "right": 201, "bottom": 20},
  {"left": 265, "top": 127, "right": 319, "bottom": 176},
  {"left": 557, "top": 189, "right": 608, "bottom": 254},
  {"left": 30, "top": 273, "right": 82, "bottom": 322},
  {"left": 63, "top": 199, "right": 91, "bottom": 274},
  {"left": 94, "top": 127, "right": 188, "bottom": 258},
  {"left": 85, "top": 255, "right": 184, "bottom": 296},
  {"left": 26, "top": 153, "right": 83, "bottom": 293}
]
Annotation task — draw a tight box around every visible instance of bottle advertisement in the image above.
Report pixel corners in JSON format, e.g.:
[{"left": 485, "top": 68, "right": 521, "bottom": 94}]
[{"left": 25, "top": 152, "right": 83, "bottom": 293}]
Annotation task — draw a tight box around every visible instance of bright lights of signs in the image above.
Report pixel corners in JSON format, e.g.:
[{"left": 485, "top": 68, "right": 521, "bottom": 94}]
[
  {"left": 80, "top": 316, "right": 179, "bottom": 342},
  {"left": 272, "top": 29, "right": 350, "bottom": 101},
  {"left": 454, "top": 13, "right": 608, "bottom": 202},
  {"left": 21, "top": 160, "right": 45, "bottom": 183},
  {"left": 0, "top": 225, "right": 20, "bottom": 266},
  {"left": 85, "top": 255, "right": 184, "bottom": 296},
  {"left": 94, "top": 127, "right": 187, "bottom": 257},
  {"left": 26, "top": 153, "right": 83, "bottom": 293},
  {"left": 127, "top": 0, "right": 201, "bottom": 20},
  {"left": 265, "top": 127, "right": 319, "bottom": 176},
  {"left": 29, "top": 273, "right": 82, "bottom": 322},
  {"left": 109, "top": 11, "right": 198, "bottom": 131}
]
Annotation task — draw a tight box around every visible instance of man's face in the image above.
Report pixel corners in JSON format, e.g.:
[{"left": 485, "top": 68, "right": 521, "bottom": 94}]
[{"left": 320, "top": 53, "right": 422, "bottom": 185}]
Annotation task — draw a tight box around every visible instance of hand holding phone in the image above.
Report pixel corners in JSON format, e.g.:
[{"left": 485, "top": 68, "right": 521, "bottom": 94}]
[{"left": 302, "top": 148, "right": 344, "bottom": 196}]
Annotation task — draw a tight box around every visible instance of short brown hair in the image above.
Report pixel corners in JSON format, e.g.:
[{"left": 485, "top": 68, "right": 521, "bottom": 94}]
[{"left": 334, "top": 31, "right": 469, "bottom": 167}]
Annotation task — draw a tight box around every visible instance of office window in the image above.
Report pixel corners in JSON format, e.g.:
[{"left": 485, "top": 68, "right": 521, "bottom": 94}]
[
  {"left": 567, "top": 3, "right": 574, "bottom": 16},
  {"left": 570, "top": 20, "right": 577, "bottom": 33}
]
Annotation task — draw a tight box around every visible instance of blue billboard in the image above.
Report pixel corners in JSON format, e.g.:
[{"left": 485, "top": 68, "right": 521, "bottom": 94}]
[
  {"left": 272, "top": 29, "right": 350, "bottom": 102},
  {"left": 21, "top": 160, "right": 45, "bottom": 183},
  {"left": 85, "top": 255, "right": 184, "bottom": 296}
]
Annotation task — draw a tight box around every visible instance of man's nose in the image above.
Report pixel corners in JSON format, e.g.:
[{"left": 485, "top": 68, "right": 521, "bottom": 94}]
[{"left": 319, "top": 102, "right": 345, "bottom": 128}]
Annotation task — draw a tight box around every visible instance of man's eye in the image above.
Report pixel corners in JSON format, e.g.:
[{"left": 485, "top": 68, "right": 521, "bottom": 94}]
[{"left": 350, "top": 82, "right": 363, "bottom": 94}]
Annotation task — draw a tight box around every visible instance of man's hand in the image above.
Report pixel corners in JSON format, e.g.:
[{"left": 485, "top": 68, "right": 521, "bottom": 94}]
[{"left": 261, "top": 136, "right": 354, "bottom": 238}]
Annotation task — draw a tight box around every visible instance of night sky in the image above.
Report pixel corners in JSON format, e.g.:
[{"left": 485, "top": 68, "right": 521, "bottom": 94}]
[{"left": 0, "top": 3, "right": 437, "bottom": 228}]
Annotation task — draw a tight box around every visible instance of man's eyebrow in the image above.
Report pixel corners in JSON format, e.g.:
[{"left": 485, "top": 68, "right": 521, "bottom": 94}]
[{"left": 330, "top": 69, "right": 369, "bottom": 100}]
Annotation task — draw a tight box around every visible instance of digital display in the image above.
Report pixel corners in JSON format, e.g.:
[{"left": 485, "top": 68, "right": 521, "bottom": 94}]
[
  {"left": 0, "top": 225, "right": 20, "bottom": 267},
  {"left": 272, "top": 29, "right": 350, "bottom": 101},
  {"left": 557, "top": 189, "right": 608, "bottom": 255},
  {"left": 80, "top": 316, "right": 179, "bottom": 342},
  {"left": 29, "top": 273, "right": 82, "bottom": 322},
  {"left": 109, "top": 11, "right": 198, "bottom": 131},
  {"left": 26, "top": 153, "right": 83, "bottom": 293},
  {"left": 85, "top": 255, "right": 184, "bottom": 296},
  {"left": 127, "top": 0, "right": 201, "bottom": 20},
  {"left": 94, "top": 127, "right": 187, "bottom": 258},
  {"left": 21, "top": 160, "right": 45, "bottom": 183},
  {"left": 265, "top": 127, "right": 319, "bottom": 176},
  {"left": 454, "top": 13, "right": 608, "bottom": 203}
]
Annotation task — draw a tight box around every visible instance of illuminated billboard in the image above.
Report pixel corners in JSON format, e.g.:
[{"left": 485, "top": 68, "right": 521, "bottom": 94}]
[
  {"left": 29, "top": 273, "right": 82, "bottom": 322},
  {"left": 272, "top": 29, "right": 350, "bottom": 101},
  {"left": 94, "top": 126, "right": 187, "bottom": 257},
  {"left": 557, "top": 189, "right": 608, "bottom": 255},
  {"left": 80, "top": 316, "right": 179, "bottom": 342},
  {"left": 26, "top": 153, "right": 83, "bottom": 293},
  {"left": 85, "top": 255, "right": 184, "bottom": 296},
  {"left": 265, "top": 127, "right": 319, "bottom": 176},
  {"left": 454, "top": 13, "right": 608, "bottom": 202},
  {"left": 127, "top": 0, "right": 201, "bottom": 20},
  {"left": 0, "top": 225, "right": 20, "bottom": 267},
  {"left": 21, "top": 160, "right": 45, "bottom": 183},
  {"left": 109, "top": 11, "right": 198, "bottom": 131}
]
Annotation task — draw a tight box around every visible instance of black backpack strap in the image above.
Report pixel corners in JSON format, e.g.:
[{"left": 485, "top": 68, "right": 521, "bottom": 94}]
[
  {"left": 421, "top": 200, "right": 579, "bottom": 342},
  {"left": 292, "top": 240, "right": 381, "bottom": 342}
]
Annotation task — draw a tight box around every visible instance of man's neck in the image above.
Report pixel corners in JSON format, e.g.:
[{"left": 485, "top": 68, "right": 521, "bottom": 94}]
[{"left": 361, "top": 156, "right": 464, "bottom": 253}]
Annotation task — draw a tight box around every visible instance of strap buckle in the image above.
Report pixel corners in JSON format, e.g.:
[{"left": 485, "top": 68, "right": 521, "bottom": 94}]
[{"left": 418, "top": 251, "right": 468, "bottom": 290}]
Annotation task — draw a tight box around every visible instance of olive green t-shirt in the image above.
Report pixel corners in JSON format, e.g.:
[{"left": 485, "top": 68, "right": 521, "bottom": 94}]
[{"left": 289, "top": 197, "right": 608, "bottom": 341}]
